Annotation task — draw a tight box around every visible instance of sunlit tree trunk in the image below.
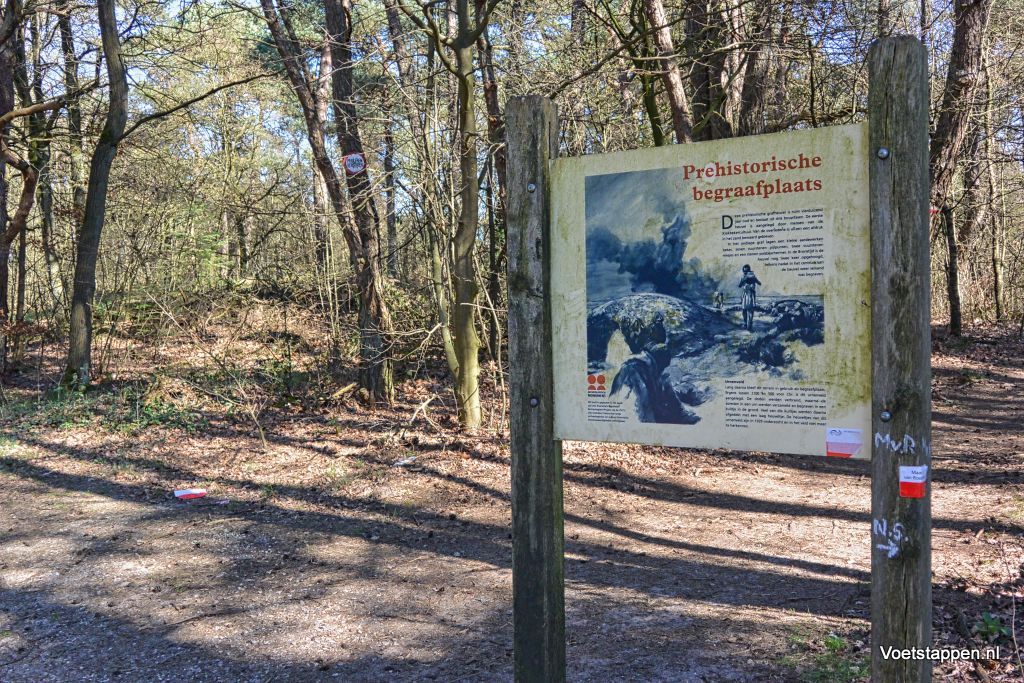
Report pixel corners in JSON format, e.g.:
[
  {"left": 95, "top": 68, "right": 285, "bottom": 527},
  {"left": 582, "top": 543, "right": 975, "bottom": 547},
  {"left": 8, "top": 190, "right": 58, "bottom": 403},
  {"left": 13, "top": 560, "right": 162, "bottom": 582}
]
[
  {"left": 452, "top": 37, "right": 483, "bottom": 427},
  {"left": 324, "top": 0, "right": 394, "bottom": 404},
  {"left": 929, "top": 0, "right": 992, "bottom": 336},
  {"left": 57, "top": 0, "right": 84, "bottom": 214},
  {"left": 261, "top": 0, "right": 392, "bottom": 403},
  {"left": 62, "top": 0, "right": 129, "bottom": 388},
  {"left": 643, "top": 0, "right": 694, "bottom": 143},
  {"left": 398, "top": 0, "right": 493, "bottom": 426}
]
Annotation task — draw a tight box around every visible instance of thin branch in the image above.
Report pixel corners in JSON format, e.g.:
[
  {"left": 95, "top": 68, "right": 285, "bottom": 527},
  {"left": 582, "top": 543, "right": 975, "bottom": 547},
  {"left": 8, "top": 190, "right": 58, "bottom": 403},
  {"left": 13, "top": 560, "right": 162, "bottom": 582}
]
[
  {"left": 119, "top": 72, "right": 274, "bottom": 141},
  {"left": 397, "top": 0, "right": 458, "bottom": 75},
  {"left": 547, "top": 43, "right": 631, "bottom": 99},
  {"left": 0, "top": 142, "right": 39, "bottom": 244},
  {"left": 465, "top": 0, "right": 502, "bottom": 45},
  {"left": 767, "top": 105, "right": 862, "bottom": 133},
  {"left": 0, "top": 95, "right": 68, "bottom": 129}
]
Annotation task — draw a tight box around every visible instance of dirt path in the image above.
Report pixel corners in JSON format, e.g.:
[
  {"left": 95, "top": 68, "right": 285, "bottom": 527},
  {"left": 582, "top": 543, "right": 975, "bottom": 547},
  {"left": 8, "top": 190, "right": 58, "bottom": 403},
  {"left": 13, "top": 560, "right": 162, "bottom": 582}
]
[{"left": 1, "top": 327, "right": 1022, "bottom": 682}]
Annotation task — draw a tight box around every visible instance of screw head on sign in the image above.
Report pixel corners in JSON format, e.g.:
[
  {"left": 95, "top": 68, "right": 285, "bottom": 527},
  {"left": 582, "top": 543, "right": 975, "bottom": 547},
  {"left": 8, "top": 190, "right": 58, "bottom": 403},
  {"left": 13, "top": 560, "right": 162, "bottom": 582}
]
[
  {"left": 876, "top": 147, "right": 890, "bottom": 160},
  {"left": 880, "top": 410, "right": 893, "bottom": 422},
  {"left": 529, "top": 397, "right": 539, "bottom": 407},
  {"left": 527, "top": 183, "right": 536, "bottom": 193}
]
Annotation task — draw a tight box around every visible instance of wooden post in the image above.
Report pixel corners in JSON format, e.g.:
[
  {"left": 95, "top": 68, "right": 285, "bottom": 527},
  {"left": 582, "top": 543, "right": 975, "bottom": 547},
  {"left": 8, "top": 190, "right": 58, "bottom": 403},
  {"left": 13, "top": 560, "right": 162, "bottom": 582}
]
[
  {"left": 868, "top": 36, "right": 932, "bottom": 682},
  {"left": 506, "top": 95, "right": 566, "bottom": 683}
]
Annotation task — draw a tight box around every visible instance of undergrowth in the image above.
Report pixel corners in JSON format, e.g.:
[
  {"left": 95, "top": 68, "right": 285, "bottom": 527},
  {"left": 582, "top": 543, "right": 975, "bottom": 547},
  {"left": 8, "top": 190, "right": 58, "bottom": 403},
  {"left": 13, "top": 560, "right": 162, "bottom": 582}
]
[{"left": 780, "top": 629, "right": 869, "bottom": 683}]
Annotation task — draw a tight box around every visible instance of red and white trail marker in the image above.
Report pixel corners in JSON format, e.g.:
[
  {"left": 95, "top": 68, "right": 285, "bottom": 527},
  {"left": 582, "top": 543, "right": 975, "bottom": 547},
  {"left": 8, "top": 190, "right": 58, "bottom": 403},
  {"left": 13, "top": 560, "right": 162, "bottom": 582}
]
[
  {"left": 174, "top": 488, "right": 207, "bottom": 500},
  {"left": 898, "top": 465, "right": 928, "bottom": 498},
  {"left": 826, "top": 428, "right": 862, "bottom": 458}
]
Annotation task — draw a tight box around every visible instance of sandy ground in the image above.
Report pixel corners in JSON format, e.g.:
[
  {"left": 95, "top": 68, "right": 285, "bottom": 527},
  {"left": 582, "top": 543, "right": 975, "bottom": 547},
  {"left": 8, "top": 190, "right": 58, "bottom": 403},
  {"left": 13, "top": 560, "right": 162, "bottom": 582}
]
[{"left": 1, "top": 325, "right": 1022, "bottom": 682}]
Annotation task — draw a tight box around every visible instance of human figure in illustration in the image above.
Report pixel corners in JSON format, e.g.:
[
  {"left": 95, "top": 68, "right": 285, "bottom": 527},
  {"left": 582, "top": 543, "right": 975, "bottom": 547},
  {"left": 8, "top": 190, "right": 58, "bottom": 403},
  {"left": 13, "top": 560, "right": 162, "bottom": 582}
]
[
  {"left": 712, "top": 291, "right": 725, "bottom": 312},
  {"left": 738, "top": 264, "right": 761, "bottom": 331}
]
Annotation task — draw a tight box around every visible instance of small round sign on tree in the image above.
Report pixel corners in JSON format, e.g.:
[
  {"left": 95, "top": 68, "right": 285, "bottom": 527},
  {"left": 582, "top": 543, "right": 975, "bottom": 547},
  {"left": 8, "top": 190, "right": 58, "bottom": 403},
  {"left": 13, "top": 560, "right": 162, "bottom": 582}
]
[{"left": 343, "top": 152, "right": 366, "bottom": 175}]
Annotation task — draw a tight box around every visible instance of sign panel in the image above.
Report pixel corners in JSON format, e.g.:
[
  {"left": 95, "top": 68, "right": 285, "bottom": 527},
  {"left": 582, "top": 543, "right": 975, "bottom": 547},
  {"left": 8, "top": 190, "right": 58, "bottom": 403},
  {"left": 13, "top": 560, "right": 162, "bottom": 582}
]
[{"left": 550, "top": 124, "right": 871, "bottom": 458}]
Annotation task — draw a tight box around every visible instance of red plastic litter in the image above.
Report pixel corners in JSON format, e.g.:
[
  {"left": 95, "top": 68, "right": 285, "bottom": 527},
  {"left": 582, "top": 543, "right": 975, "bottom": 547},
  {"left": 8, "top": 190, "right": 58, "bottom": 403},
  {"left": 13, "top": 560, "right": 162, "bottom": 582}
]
[{"left": 174, "top": 488, "right": 207, "bottom": 500}]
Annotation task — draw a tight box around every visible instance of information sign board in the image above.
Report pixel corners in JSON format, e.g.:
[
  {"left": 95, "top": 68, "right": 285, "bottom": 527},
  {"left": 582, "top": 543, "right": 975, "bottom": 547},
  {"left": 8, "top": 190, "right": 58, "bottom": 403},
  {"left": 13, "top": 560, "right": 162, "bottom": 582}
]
[{"left": 549, "top": 124, "right": 871, "bottom": 458}]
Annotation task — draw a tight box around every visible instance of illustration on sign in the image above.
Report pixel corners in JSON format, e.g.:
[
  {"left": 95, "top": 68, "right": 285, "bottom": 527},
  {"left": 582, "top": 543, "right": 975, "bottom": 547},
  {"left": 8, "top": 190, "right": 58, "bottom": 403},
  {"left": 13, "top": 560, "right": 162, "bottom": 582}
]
[{"left": 549, "top": 124, "right": 872, "bottom": 458}]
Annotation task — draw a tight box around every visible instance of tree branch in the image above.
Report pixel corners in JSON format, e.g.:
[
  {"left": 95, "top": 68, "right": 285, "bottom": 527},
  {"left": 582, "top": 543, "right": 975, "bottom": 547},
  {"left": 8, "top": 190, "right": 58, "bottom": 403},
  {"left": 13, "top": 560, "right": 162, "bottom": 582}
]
[
  {"left": 0, "top": 95, "right": 68, "bottom": 129},
  {"left": 767, "top": 105, "right": 862, "bottom": 133},
  {"left": 396, "top": 0, "right": 458, "bottom": 74},
  {"left": 465, "top": 0, "right": 501, "bottom": 44},
  {"left": 119, "top": 72, "right": 274, "bottom": 141},
  {"left": 0, "top": 142, "right": 39, "bottom": 244}
]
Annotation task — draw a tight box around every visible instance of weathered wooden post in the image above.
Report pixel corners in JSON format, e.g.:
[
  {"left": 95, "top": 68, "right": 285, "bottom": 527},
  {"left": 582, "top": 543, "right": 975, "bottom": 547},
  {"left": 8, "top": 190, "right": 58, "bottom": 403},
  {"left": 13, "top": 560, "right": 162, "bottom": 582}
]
[
  {"left": 506, "top": 95, "right": 566, "bottom": 682},
  {"left": 868, "top": 36, "right": 932, "bottom": 682}
]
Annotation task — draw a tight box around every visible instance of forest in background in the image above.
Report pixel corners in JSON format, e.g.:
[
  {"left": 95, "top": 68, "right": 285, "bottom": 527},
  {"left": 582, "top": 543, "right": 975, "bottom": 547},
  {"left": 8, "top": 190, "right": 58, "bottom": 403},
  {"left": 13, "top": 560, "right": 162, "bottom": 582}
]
[{"left": 0, "top": 0, "right": 1020, "bottom": 427}]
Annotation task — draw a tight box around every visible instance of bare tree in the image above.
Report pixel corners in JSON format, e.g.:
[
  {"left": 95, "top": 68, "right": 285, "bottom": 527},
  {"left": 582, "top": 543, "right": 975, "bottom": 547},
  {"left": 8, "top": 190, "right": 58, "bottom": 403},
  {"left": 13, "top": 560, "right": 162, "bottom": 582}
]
[
  {"left": 257, "top": 0, "right": 394, "bottom": 404},
  {"left": 929, "top": 0, "right": 992, "bottom": 336},
  {"left": 324, "top": 0, "right": 394, "bottom": 403},
  {"left": 642, "top": 0, "right": 694, "bottom": 143},
  {"left": 400, "top": 0, "right": 502, "bottom": 429},
  {"left": 62, "top": 0, "right": 128, "bottom": 387}
]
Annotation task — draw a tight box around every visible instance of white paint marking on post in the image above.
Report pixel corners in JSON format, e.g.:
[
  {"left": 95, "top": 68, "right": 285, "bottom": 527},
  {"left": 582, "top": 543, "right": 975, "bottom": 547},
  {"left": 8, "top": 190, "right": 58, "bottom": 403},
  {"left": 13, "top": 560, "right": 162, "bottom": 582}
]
[{"left": 873, "top": 519, "right": 906, "bottom": 559}]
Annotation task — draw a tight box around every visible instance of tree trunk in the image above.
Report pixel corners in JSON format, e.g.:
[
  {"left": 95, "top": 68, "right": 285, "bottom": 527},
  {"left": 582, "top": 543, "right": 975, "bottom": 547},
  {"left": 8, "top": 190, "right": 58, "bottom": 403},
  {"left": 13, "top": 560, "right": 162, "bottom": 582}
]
[
  {"left": 61, "top": 0, "right": 129, "bottom": 388},
  {"left": 385, "top": 0, "right": 457, "bottom": 369},
  {"left": 14, "top": 223, "right": 25, "bottom": 358},
  {"left": 430, "top": 227, "right": 459, "bottom": 375},
  {"left": 941, "top": 205, "right": 962, "bottom": 337},
  {"left": 0, "top": 37, "right": 12, "bottom": 371},
  {"left": 639, "top": 72, "right": 667, "bottom": 146},
  {"left": 383, "top": 116, "right": 398, "bottom": 278},
  {"left": 261, "top": 0, "right": 393, "bottom": 401},
  {"left": 311, "top": 163, "right": 330, "bottom": 276},
  {"left": 38, "top": 145, "right": 59, "bottom": 309},
  {"left": 324, "top": 0, "right": 394, "bottom": 405},
  {"left": 477, "top": 13, "right": 507, "bottom": 359},
  {"left": 928, "top": 0, "right": 990, "bottom": 337},
  {"left": 686, "top": 0, "right": 732, "bottom": 140},
  {"left": 961, "top": 124, "right": 985, "bottom": 245},
  {"left": 737, "top": 0, "right": 771, "bottom": 136},
  {"left": 990, "top": 211, "right": 1003, "bottom": 322},
  {"left": 310, "top": 34, "right": 332, "bottom": 277},
  {"left": 396, "top": 0, "right": 486, "bottom": 426},
  {"left": 485, "top": 167, "right": 499, "bottom": 356},
  {"left": 57, "top": 0, "right": 85, "bottom": 222},
  {"left": 571, "top": 0, "right": 587, "bottom": 40},
  {"left": 1, "top": 125, "right": 44, "bottom": 368},
  {"left": 23, "top": 16, "right": 60, "bottom": 313},
  {"left": 452, "top": 41, "right": 482, "bottom": 428},
  {"left": 600, "top": 5, "right": 665, "bottom": 146},
  {"left": 929, "top": 0, "right": 990, "bottom": 204},
  {"left": 981, "top": 48, "right": 1003, "bottom": 322},
  {"left": 384, "top": 0, "right": 438, "bottom": 287},
  {"left": 234, "top": 214, "right": 249, "bottom": 276},
  {"left": 642, "top": 0, "right": 694, "bottom": 143},
  {"left": 877, "top": 0, "right": 892, "bottom": 36}
]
